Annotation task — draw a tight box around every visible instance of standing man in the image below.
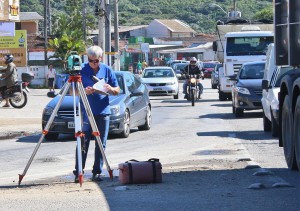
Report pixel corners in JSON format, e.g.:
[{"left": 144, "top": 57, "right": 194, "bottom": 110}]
[
  {"left": 137, "top": 61, "right": 142, "bottom": 74},
  {"left": 46, "top": 64, "right": 56, "bottom": 92},
  {"left": 73, "top": 46, "right": 120, "bottom": 183},
  {"left": 0, "top": 54, "right": 17, "bottom": 107},
  {"left": 142, "top": 60, "right": 148, "bottom": 71}
]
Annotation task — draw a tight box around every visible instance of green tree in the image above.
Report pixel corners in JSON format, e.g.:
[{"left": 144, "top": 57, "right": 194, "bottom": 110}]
[
  {"left": 48, "top": 8, "right": 94, "bottom": 70},
  {"left": 253, "top": 7, "right": 273, "bottom": 20}
]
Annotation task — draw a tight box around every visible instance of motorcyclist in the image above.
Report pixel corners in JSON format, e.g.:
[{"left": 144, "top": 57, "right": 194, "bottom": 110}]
[
  {"left": 182, "top": 57, "right": 203, "bottom": 99},
  {"left": 0, "top": 54, "right": 18, "bottom": 107}
]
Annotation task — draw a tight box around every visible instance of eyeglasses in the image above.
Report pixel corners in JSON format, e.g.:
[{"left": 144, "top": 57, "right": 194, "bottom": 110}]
[{"left": 88, "top": 59, "right": 100, "bottom": 64}]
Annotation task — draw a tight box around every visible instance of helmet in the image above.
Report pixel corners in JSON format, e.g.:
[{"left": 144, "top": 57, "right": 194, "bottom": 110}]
[
  {"left": 190, "top": 57, "right": 197, "bottom": 65},
  {"left": 190, "top": 57, "right": 197, "bottom": 62},
  {"left": 4, "top": 54, "right": 13, "bottom": 63}
]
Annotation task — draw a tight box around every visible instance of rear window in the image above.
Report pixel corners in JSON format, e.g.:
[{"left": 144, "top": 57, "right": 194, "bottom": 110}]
[{"left": 143, "top": 69, "right": 174, "bottom": 78}]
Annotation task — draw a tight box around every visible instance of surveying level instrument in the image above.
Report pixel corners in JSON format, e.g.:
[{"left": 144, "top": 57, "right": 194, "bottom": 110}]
[{"left": 18, "top": 54, "right": 113, "bottom": 186}]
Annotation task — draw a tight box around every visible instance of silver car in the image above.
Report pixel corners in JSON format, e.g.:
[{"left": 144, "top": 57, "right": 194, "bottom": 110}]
[
  {"left": 211, "top": 63, "right": 222, "bottom": 89},
  {"left": 140, "top": 66, "right": 179, "bottom": 99}
]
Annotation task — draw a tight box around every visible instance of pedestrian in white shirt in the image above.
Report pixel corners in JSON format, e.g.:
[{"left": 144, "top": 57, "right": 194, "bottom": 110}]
[{"left": 46, "top": 64, "right": 56, "bottom": 92}]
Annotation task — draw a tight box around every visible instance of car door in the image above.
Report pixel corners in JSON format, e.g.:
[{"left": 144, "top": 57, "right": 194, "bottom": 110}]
[
  {"left": 131, "top": 74, "right": 147, "bottom": 126},
  {"left": 124, "top": 73, "right": 144, "bottom": 127}
]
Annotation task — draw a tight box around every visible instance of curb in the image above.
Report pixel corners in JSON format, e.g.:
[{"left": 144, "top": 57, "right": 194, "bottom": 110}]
[{"left": 0, "top": 131, "right": 40, "bottom": 140}]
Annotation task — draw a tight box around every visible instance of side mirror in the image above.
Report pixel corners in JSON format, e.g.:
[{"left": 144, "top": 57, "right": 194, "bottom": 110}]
[
  {"left": 262, "top": 79, "right": 269, "bottom": 90},
  {"left": 130, "top": 91, "right": 143, "bottom": 97},
  {"left": 228, "top": 74, "right": 238, "bottom": 81},
  {"left": 213, "top": 41, "right": 217, "bottom": 52}
]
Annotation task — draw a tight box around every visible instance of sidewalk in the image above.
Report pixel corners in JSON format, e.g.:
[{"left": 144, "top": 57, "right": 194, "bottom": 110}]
[{"left": 0, "top": 89, "right": 57, "bottom": 139}]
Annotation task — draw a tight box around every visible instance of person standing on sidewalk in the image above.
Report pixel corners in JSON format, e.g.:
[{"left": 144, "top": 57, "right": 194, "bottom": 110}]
[
  {"left": 46, "top": 64, "right": 56, "bottom": 92},
  {"left": 73, "top": 45, "right": 120, "bottom": 182}
]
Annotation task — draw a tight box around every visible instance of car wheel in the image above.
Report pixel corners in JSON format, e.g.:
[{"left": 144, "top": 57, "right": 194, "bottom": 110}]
[
  {"left": 119, "top": 109, "right": 130, "bottom": 138},
  {"left": 263, "top": 111, "right": 271, "bottom": 132},
  {"left": 219, "top": 91, "right": 227, "bottom": 101},
  {"left": 271, "top": 111, "right": 279, "bottom": 137},
  {"left": 282, "top": 95, "right": 297, "bottom": 170},
  {"left": 174, "top": 91, "right": 179, "bottom": 99},
  {"left": 235, "top": 108, "right": 244, "bottom": 117},
  {"left": 138, "top": 105, "right": 151, "bottom": 131},
  {"left": 44, "top": 133, "right": 59, "bottom": 140}
]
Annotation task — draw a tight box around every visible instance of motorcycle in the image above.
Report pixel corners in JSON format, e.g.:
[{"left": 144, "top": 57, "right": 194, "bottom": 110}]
[
  {"left": 0, "top": 72, "right": 34, "bottom": 108},
  {"left": 186, "top": 74, "right": 201, "bottom": 106}
]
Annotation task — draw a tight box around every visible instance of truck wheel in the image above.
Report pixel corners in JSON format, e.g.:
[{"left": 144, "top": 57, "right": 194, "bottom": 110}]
[
  {"left": 263, "top": 111, "right": 271, "bottom": 132},
  {"left": 282, "top": 96, "right": 298, "bottom": 170},
  {"left": 293, "top": 96, "right": 300, "bottom": 170},
  {"left": 271, "top": 111, "right": 279, "bottom": 137}
]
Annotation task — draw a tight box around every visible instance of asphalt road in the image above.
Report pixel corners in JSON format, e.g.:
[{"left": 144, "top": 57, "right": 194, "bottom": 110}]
[{"left": 1, "top": 80, "right": 300, "bottom": 211}]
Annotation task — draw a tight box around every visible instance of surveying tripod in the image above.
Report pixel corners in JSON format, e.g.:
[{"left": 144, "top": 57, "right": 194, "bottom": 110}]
[{"left": 18, "top": 74, "right": 113, "bottom": 187}]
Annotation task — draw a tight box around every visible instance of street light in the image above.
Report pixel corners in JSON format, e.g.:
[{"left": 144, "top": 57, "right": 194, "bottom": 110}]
[{"left": 210, "top": 3, "right": 228, "bottom": 17}]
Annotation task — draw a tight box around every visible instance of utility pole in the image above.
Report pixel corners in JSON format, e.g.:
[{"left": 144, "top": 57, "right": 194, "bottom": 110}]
[
  {"left": 44, "top": 0, "right": 48, "bottom": 66},
  {"left": 233, "top": 0, "right": 236, "bottom": 12},
  {"left": 82, "top": 0, "right": 87, "bottom": 42},
  {"left": 113, "top": 0, "right": 120, "bottom": 70},
  {"left": 105, "top": 0, "right": 111, "bottom": 66},
  {"left": 98, "top": 0, "right": 105, "bottom": 63}
]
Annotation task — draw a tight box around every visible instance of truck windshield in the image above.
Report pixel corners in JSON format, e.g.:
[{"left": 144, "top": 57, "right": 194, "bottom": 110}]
[{"left": 226, "top": 36, "right": 273, "bottom": 56}]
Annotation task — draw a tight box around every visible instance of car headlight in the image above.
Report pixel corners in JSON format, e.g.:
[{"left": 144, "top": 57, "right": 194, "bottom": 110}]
[
  {"left": 110, "top": 105, "right": 120, "bottom": 115},
  {"left": 43, "top": 107, "right": 54, "bottom": 116},
  {"left": 166, "top": 81, "right": 176, "bottom": 85},
  {"left": 235, "top": 87, "right": 250, "bottom": 95}
]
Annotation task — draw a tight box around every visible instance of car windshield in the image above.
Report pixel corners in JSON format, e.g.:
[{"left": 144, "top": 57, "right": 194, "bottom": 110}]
[
  {"left": 226, "top": 36, "right": 273, "bottom": 56},
  {"left": 239, "top": 63, "right": 265, "bottom": 79},
  {"left": 174, "top": 64, "right": 187, "bottom": 70},
  {"left": 59, "top": 74, "right": 125, "bottom": 95},
  {"left": 143, "top": 69, "right": 174, "bottom": 78},
  {"left": 203, "top": 63, "right": 217, "bottom": 68}
]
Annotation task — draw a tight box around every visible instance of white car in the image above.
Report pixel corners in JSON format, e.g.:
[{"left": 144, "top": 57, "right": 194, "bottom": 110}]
[
  {"left": 140, "top": 66, "right": 179, "bottom": 99},
  {"left": 262, "top": 65, "right": 294, "bottom": 137}
]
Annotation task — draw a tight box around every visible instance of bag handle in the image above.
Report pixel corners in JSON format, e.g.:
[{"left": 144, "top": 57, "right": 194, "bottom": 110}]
[
  {"left": 126, "top": 159, "right": 139, "bottom": 163},
  {"left": 148, "top": 158, "right": 159, "bottom": 162},
  {"left": 125, "top": 158, "right": 159, "bottom": 163}
]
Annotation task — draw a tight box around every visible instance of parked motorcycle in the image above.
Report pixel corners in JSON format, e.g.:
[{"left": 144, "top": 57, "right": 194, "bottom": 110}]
[
  {"left": 0, "top": 72, "right": 34, "bottom": 108},
  {"left": 186, "top": 74, "right": 201, "bottom": 106}
]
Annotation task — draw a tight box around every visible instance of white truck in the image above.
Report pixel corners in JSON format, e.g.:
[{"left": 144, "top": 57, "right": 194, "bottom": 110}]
[{"left": 213, "top": 21, "right": 273, "bottom": 101}]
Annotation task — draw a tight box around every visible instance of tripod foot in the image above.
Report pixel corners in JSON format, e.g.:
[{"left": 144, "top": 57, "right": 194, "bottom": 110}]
[
  {"left": 18, "top": 174, "right": 24, "bottom": 186},
  {"left": 108, "top": 169, "right": 113, "bottom": 180},
  {"left": 79, "top": 174, "right": 83, "bottom": 187}
]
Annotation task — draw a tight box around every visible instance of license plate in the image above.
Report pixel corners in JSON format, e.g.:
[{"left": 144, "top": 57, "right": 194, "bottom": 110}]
[
  {"left": 154, "top": 88, "right": 162, "bottom": 91},
  {"left": 68, "top": 122, "right": 75, "bottom": 128}
]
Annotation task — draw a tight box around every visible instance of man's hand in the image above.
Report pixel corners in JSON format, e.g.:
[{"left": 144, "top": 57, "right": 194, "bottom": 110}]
[
  {"left": 85, "top": 86, "right": 95, "bottom": 95},
  {"left": 104, "top": 84, "right": 120, "bottom": 95}
]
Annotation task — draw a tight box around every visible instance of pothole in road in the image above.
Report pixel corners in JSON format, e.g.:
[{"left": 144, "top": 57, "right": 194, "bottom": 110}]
[
  {"left": 195, "top": 149, "right": 237, "bottom": 155},
  {"left": 37, "top": 157, "right": 61, "bottom": 163}
]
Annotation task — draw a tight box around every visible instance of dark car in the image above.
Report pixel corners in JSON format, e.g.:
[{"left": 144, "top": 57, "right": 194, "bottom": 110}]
[
  {"left": 211, "top": 63, "right": 222, "bottom": 89},
  {"left": 42, "top": 71, "right": 151, "bottom": 140},
  {"left": 201, "top": 62, "right": 219, "bottom": 78},
  {"left": 173, "top": 63, "right": 188, "bottom": 79},
  {"left": 231, "top": 61, "right": 265, "bottom": 117}
]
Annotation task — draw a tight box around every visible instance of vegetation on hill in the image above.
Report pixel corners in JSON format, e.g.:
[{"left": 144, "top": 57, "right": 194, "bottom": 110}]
[{"left": 21, "top": 0, "right": 273, "bottom": 34}]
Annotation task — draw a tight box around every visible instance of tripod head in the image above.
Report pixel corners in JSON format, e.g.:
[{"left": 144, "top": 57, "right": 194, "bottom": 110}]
[{"left": 67, "top": 51, "right": 82, "bottom": 75}]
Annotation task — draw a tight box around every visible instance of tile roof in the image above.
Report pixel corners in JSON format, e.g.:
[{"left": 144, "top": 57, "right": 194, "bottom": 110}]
[
  {"left": 20, "top": 12, "right": 43, "bottom": 21},
  {"left": 155, "top": 19, "right": 196, "bottom": 33}
]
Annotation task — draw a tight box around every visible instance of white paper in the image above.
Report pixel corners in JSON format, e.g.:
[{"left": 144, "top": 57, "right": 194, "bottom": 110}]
[{"left": 93, "top": 79, "right": 106, "bottom": 92}]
